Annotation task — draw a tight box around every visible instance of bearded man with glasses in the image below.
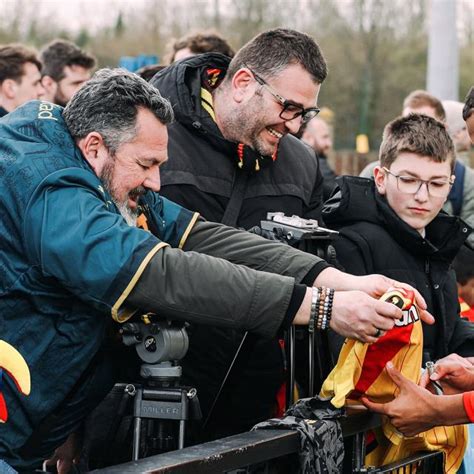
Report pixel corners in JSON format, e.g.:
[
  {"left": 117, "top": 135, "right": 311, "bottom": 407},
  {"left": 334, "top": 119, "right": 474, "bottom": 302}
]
[
  {"left": 323, "top": 114, "right": 474, "bottom": 367},
  {"left": 150, "top": 28, "right": 347, "bottom": 440}
]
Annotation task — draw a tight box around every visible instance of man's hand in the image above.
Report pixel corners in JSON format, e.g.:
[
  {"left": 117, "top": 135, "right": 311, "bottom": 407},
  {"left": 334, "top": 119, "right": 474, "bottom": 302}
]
[
  {"left": 362, "top": 362, "right": 470, "bottom": 436},
  {"left": 314, "top": 269, "right": 434, "bottom": 325},
  {"left": 329, "top": 291, "right": 402, "bottom": 342},
  {"left": 420, "top": 353, "right": 474, "bottom": 394},
  {"left": 292, "top": 288, "right": 402, "bottom": 342},
  {"left": 361, "top": 362, "right": 441, "bottom": 436},
  {"left": 43, "top": 431, "right": 81, "bottom": 474}
]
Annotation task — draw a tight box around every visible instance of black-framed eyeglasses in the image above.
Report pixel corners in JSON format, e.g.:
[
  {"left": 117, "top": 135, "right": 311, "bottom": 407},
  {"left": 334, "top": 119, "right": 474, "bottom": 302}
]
[
  {"left": 247, "top": 67, "right": 320, "bottom": 124},
  {"left": 383, "top": 167, "right": 454, "bottom": 198}
]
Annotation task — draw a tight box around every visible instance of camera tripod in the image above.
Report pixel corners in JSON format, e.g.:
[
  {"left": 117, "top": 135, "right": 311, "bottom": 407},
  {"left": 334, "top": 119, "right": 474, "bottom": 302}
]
[{"left": 120, "top": 317, "right": 201, "bottom": 460}]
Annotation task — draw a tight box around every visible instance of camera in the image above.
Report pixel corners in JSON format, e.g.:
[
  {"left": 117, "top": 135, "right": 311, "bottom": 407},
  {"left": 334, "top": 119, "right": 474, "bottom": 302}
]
[{"left": 261, "top": 212, "right": 337, "bottom": 243}]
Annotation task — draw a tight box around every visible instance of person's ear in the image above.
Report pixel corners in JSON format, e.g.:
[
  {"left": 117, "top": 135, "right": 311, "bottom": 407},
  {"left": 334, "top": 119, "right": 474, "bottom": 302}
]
[
  {"left": 445, "top": 173, "right": 456, "bottom": 202},
  {"left": 231, "top": 68, "right": 256, "bottom": 104},
  {"left": 374, "top": 165, "right": 387, "bottom": 195},
  {"left": 1, "top": 78, "right": 18, "bottom": 99},
  {"left": 77, "top": 132, "right": 109, "bottom": 175},
  {"left": 40, "top": 75, "right": 57, "bottom": 96}
]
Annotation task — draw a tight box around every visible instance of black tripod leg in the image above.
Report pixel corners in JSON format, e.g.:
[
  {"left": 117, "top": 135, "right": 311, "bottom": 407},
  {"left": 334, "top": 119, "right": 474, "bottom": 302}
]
[
  {"left": 308, "top": 328, "right": 315, "bottom": 397},
  {"left": 287, "top": 326, "right": 296, "bottom": 408},
  {"left": 178, "top": 420, "right": 185, "bottom": 449},
  {"left": 178, "top": 390, "right": 187, "bottom": 449},
  {"left": 132, "top": 388, "right": 143, "bottom": 461}
]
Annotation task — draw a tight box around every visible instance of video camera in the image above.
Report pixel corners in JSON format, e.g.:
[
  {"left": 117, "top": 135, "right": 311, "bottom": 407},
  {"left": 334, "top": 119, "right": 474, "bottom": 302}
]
[
  {"left": 258, "top": 212, "right": 338, "bottom": 264},
  {"left": 261, "top": 212, "right": 337, "bottom": 242}
]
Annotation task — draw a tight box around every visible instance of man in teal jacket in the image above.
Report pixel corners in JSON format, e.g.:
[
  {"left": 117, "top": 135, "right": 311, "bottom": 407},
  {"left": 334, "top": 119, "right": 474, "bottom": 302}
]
[{"left": 0, "top": 69, "right": 428, "bottom": 472}]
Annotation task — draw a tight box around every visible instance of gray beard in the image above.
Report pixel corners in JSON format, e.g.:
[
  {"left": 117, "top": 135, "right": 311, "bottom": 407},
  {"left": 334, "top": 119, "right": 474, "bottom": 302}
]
[
  {"left": 116, "top": 202, "right": 138, "bottom": 227},
  {"left": 101, "top": 159, "right": 138, "bottom": 227}
]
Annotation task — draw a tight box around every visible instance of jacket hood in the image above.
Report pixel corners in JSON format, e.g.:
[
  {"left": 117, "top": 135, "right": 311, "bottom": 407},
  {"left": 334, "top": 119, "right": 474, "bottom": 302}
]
[
  {"left": 0, "top": 100, "right": 87, "bottom": 170},
  {"left": 323, "top": 176, "right": 471, "bottom": 260},
  {"left": 151, "top": 53, "right": 230, "bottom": 131}
]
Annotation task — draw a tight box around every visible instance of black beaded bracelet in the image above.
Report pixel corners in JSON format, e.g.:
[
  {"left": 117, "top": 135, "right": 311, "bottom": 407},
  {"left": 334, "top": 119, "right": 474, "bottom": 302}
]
[{"left": 322, "top": 288, "right": 335, "bottom": 330}]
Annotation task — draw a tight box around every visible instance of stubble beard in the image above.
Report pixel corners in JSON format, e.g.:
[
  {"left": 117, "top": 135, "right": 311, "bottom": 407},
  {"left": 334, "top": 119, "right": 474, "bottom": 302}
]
[{"left": 221, "top": 96, "right": 275, "bottom": 157}]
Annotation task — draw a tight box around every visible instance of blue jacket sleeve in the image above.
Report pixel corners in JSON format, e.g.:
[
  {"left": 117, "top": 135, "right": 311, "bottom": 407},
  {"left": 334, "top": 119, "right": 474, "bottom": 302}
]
[{"left": 23, "top": 171, "right": 167, "bottom": 320}]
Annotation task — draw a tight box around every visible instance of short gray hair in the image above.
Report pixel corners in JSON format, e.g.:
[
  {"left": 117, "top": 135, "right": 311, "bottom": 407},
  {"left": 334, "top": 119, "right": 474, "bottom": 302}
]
[{"left": 63, "top": 68, "right": 174, "bottom": 153}]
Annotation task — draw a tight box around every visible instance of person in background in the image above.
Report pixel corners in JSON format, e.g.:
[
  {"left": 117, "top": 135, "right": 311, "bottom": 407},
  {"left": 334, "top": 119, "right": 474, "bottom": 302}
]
[
  {"left": 440, "top": 99, "right": 474, "bottom": 246},
  {"left": 359, "top": 90, "right": 446, "bottom": 179},
  {"left": 40, "top": 39, "right": 96, "bottom": 106},
  {"left": 464, "top": 86, "right": 474, "bottom": 143},
  {"left": 453, "top": 246, "right": 474, "bottom": 322},
  {"left": 301, "top": 113, "right": 337, "bottom": 200},
  {"left": 166, "top": 30, "right": 235, "bottom": 63},
  {"left": 0, "top": 43, "right": 44, "bottom": 117},
  {"left": 401, "top": 89, "right": 446, "bottom": 120},
  {"left": 443, "top": 99, "right": 472, "bottom": 166}
]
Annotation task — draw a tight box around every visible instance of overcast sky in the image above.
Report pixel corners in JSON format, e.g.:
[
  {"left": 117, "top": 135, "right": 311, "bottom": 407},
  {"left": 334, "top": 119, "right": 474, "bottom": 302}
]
[{"left": 2, "top": 0, "right": 472, "bottom": 36}]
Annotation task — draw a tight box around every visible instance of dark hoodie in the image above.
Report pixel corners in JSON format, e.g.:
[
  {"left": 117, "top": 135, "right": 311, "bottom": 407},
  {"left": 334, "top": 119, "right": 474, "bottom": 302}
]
[{"left": 323, "top": 176, "right": 474, "bottom": 361}]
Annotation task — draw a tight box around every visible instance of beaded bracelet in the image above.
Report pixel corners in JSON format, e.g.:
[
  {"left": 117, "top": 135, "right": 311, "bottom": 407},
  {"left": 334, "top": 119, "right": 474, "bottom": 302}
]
[
  {"left": 315, "top": 286, "right": 334, "bottom": 331},
  {"left": 321, "top": 288, "right": 335, "bottom": 330},
  {"left": 316, "top": 286, "right": 326, "bottom": 330},
  {"left": 308, "top": 287, "right": 319, "bottom": 333}
]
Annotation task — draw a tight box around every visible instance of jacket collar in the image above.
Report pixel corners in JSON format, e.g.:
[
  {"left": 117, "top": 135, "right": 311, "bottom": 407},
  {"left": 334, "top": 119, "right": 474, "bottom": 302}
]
[{"left": 323, "top": 176, "right": 471, "bottom": 259}]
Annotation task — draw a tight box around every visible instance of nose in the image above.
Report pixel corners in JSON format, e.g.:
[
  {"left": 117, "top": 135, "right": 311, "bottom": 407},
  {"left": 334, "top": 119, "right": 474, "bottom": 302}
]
[
  {"left": 284, "top": 115, "right": 304, "bottom": 135},
  {"left": 143, "top": 166, "right": 161, "bottom": 192},
  {"left": 414, "top": 181, "right": 429, "bottom": 201}
]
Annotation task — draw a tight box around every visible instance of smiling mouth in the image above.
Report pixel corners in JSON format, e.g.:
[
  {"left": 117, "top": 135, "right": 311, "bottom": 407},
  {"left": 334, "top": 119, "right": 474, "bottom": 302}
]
[{"left": 267, "top": 126, "right": 283, "bottom": 139}]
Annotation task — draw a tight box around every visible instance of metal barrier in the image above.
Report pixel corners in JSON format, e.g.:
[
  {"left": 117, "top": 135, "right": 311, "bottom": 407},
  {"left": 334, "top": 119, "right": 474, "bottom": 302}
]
[
  {"left": 91, "top": 412, "right": 444, "bottom": 473},
  {"left": 91, "top": 411, "right": 444, "bottom": 473},
  {"left": 90, "top": 323, "right": 445, "bottom": 474},
  {"left": 354, "top": 450, "right": 445, "bottom": 473}
]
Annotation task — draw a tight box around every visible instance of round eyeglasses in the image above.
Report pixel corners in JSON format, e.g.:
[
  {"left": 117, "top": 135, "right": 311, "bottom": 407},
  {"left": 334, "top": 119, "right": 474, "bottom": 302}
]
[
  {"left": 248, "top": 67, "right": 320, "bottom": 124},
  {"left": 383, "top": 167, "right": 454, "bottom": 198}
]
